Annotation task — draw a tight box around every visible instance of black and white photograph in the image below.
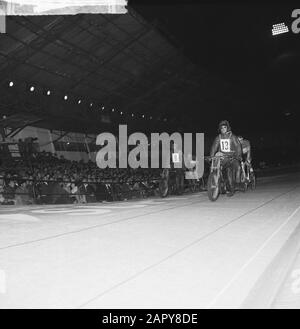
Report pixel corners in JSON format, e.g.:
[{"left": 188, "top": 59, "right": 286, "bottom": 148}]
[{"left": 0, "top": 0, "right": 300, "bottom": 314}]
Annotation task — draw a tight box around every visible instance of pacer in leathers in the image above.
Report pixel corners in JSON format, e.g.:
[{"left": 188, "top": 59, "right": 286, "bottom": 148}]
[{"left": 210, "top": 120, "right": 242, "bottom": 196}]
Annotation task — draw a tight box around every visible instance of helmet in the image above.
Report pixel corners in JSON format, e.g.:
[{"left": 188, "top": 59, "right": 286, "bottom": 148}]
[{"left": 218, "top": 120, "right": 231, "bottom": 132}]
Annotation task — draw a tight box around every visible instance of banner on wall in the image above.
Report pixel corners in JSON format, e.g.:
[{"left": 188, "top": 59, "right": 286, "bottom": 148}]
[
  {"left": 0, "top": 0, "right": 127, "bottom": 15},
  {"left": 11, "top": 126, "right": 97, "bottom": 163}
]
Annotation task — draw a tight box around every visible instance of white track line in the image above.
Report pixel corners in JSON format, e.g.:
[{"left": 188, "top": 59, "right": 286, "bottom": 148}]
[{"left": 206, "top": 204, "right": 300, "bottom": 308}]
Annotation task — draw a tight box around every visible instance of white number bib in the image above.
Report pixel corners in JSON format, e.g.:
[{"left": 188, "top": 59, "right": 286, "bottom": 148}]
[
  {"left": 172, "top": 153, "right": 180, "bottom": 163},
  {"left": 220, "top": 139, "right": 231, "bottom": 152}
]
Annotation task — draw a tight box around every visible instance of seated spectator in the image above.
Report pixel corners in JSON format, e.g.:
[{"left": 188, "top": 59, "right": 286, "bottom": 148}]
[
  {"left": 26, "top": 177, "right": 35, "bottom": 200},
  {"left": 15, "top": 180, "right": 33, "bottom": 205},
  {"left": 0, "top": 175, "right": 5, "bottom": 204},
  {"left": 94, "top": 183, "right": 109, "bottom": 202},
  {"left": 36, "top": 176, "right": 52, "bottom": 204},
  {"left": 69, "top": 182, "right": 80, "bottom": 204},
  {"left": 2, "top": 179, "right": 16, "bottom": 205},
  {"left": 0, "top": 141, "right": 165, "bottom": 205},
  {"left": 80, "top": 179, "right": 96, "bottom": 203},
  {"left": 50, "top": 179, "right": 72, "bottom": 204}
]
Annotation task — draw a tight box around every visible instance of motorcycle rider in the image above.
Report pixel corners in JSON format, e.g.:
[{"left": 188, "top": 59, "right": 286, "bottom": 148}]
[{"left": 210, "top": 120, "right": 242, "bottom": 196}]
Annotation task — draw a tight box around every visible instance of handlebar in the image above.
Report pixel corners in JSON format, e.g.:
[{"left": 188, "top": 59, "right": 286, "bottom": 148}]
[{"left": 205, "top": 155, "right": 240, "bottom": 162}]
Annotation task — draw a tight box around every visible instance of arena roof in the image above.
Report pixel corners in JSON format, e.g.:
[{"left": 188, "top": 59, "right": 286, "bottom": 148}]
[
  {"left": 2, "top": 4, "right": 298, "bottom": 135},
  {"left": 0, "top": 6, "right": 254, "bottom": 134}
]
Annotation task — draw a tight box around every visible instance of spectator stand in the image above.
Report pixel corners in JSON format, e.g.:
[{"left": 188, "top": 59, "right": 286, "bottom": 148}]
[{"left": 0, "top": 149, "right": 164, "bottom": 205}]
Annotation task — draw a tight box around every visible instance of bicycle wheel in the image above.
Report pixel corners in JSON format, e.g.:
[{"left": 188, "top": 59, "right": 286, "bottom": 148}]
[
  {"left": 159, "top": 169, "right": 169, "bottom": 198},
  {"left": 176, "top": 172, "right": 185, "bottom": 195},
  {"left": 239, "top": 173, "right": 247, "bottom": 192},
  {"left": 241, "top": 182, "right": 247, "bottom": 192},
  {"left": 220, "top": 179, "right": 227, "bottom": 194},
  {"left": 207, "top": 171, "right": 220, "bottom": 201},
  {"left": 239, "top": 164, "right": 247, "bottom": 192},
  {"left": 199, "top": 177, "right": 206, "bottom": 191},
  {"left": 159, "top": 178, "right": 169, "bottom": 197},
  {"left": 191, "top": 181, "right": 197, "bottom": 192},
  {"left": 250, "top": 172, "right": 256, "bottom": 190}
]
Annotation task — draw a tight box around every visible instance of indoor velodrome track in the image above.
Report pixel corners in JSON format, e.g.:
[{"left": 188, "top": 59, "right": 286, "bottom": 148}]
[{"left": 0, "top": 172, "right": 300, "bottom": 309}]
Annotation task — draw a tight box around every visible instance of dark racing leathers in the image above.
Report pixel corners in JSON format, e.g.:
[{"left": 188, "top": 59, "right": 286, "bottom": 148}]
[
  {"left": 237, "top": 139, "right": 252, "bottom": 183},
  {"left": 240, "top": 139, "right": 251, "bottom": 163},
  {"left": 171, "top": 149, "right": 185, "bottom": 194},
  {"left": 210, "top": 132, "right": 242, "bottom": 193}
]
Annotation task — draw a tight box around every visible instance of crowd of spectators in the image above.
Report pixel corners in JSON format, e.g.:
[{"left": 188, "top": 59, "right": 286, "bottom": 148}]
[
  {"left": 0, "top": 151, "right": 162, "bottom": 206},
  {"left": 3, "top": 141, "right": 297, "bottom": 206}
]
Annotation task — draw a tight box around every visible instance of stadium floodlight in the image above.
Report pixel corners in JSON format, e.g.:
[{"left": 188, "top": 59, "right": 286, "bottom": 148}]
[
  {"left": 272, "top": 23, "right": 289, "bottom": 36},
  {"left": 9, "top": 81, "right": 14, "bottom": 87},
  {"left": 30, "top": 86, "right": 35, "bottom": 92}
]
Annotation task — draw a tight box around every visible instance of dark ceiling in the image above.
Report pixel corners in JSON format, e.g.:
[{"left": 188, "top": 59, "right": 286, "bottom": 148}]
[
  {"left": 0, "top": 3, "right": 299, "bottom": 136},
  {"left": 133, "top": 3, "right": 300, "bottom": 131},
  {"left": 134, "top": 4, "right": 300, "bottom": 86},
  {"left": 0, "top": 9, "right": 208, "bottom": 134}
]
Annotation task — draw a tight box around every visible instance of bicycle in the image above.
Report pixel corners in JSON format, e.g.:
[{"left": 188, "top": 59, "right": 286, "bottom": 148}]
[
  {"left": 185, "top": 169, "right": 205, "bottom": 193},
  {"left": 159, "top": 168, "right": 185, "bottom": 198},
  {"left": 240, "top": 160, "right": 256, "bottom": 190},
  {"left": 206, "top": 154, "right": 238, "bottom": 201}
]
